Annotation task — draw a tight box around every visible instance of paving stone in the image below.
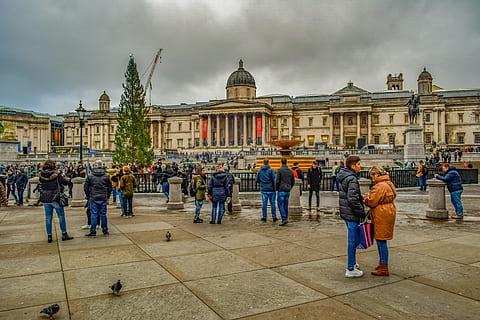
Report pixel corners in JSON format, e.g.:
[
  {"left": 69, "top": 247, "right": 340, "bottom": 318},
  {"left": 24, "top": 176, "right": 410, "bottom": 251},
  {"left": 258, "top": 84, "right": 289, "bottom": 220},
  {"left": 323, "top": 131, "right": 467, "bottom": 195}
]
[
  {"left": 293, "top": 234, "right": 377, "bottom": 256},
  {"left": 114, "top": 221, "right": 174, "bottom": 233},
  {"left": 0, "top": 230, "right": 50, "bottom": 245},
  {"left": 185, "top": 269, "right": 326, "bottom": 319},
  {"left": 69, "top": 283, "right": 221, "bottom": 320},
  {"left": 126, "top": 229, "right": 197, "bottom": 243},
  {"left": 443, "top": 233, "right": 480, "bottom": 248},
  {"left": 0, "top": 242, "right": 58, "bottom": 259},
  {"left": 412, "top": 265, "right": 480, "bottom": 301},
  {"left": 64, "top": 260, "right": 178, "bottom": 299},
  {"left": 0, "top": 301, "right": 70, "bottom": 320},
  {"left": 232, "top": 242, "right": 333, "bottom": 268},
  {"left": 62, "top": 224, "right": 123, "bottom": 238},
  {"left": 58, "top": 233, "right": 133, "bottom": 251},
  {"left": 158, "top": 250, "right": 262, "bottom": 281},
  {"left": 240, "top": 299, "right": 376, "bottom": 320},
  {"left": 139, "top": 238, "right": 222, "bottom": 258},
  {"left": 60, "top": 244, "right": 150, "bottom": 270},
  {"left": 0, "top": 272, "right": 65, "bottom": 311},
  {"left": 358, "top": 248, "right": 462, "bottom": 278},
  {"left": 275, "top": 257, "right": 402, "bottom": 297},
  {"left": 0, "top": 223, "right": 44, "bottom": 233},
  {"left": 0, "top": 255, "right": 61, "bottom": 279},
  {"left": 337, "top": 280, "right": 480, "bottom": 320},
  {"left": 256, "top": 226, "right": 338, "bottom": 242},
  {"left": 401, "top": 240, "right": 480, "bottom": 264},
  {"left": 203, "top": 231, "right": 280, "bottom": 250}
]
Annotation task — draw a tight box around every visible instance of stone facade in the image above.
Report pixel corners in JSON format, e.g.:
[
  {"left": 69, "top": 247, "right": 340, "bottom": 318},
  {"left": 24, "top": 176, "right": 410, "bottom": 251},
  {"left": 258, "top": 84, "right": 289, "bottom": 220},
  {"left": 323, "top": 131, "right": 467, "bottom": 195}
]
[{"left": 62, "top": 61, "right": 480, "bottom": 153}]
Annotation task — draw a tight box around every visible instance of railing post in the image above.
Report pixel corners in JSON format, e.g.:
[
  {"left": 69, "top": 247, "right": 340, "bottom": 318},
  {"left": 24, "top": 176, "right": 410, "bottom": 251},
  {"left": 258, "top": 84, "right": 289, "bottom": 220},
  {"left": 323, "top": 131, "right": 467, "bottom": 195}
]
[{"left": 167, "top": 176, "right": 184, "bottom": 210}]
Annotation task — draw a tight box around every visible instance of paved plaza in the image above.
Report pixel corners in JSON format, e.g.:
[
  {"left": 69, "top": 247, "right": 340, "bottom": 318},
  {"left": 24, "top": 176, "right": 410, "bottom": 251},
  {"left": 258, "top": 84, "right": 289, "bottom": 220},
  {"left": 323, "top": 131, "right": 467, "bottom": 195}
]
[{"left": 1, "top": 187, "right": 480, "bottom": 319}]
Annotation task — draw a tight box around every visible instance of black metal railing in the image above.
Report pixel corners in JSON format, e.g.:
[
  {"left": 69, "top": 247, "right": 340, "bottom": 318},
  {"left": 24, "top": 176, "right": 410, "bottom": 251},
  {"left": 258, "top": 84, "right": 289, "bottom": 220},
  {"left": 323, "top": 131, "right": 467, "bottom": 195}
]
[{"left": 133, "top": 168, "right": 478, "bottom": 193}]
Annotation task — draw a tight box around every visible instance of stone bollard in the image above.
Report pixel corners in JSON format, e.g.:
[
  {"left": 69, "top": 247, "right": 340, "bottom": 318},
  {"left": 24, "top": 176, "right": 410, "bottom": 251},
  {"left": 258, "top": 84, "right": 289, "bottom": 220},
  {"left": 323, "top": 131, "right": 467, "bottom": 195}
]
[
  {"left": 71, "top": 177, "right": 87, "bottom": 207},
  {"left": 288, "top": 178, "right": 303, "bottom": 219},
  {"left": 359, "top": 178, "right": 371, "bottom": 196},
  {"left": 167, "top": 176, "right": 184, "bottom": 210},
  {"left": 231, "top": 177, "right": 241, "bottom": 213},
  {"left": 426, "top": 178, "right": 448, "bottom": 219},
  {"left": 27, "top": 177, "right": 40, "bottom": 204}
]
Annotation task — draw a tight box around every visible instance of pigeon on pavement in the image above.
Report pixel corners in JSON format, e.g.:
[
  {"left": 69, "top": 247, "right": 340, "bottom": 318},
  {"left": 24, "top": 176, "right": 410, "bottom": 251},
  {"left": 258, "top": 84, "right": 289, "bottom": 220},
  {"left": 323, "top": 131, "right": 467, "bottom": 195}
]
[
  {"left": 40, "top": 303, "right": 60, "bottom": 319},
  {"left": 111, "top": 280, "right": 122, "bottom": 295},
  {"left": 166, "top": 231, "right": 172, "bottom": 241}
]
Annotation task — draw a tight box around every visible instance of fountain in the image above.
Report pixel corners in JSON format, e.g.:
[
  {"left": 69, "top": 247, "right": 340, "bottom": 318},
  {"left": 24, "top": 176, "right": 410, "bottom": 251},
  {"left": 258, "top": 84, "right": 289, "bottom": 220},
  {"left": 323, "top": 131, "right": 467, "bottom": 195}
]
[{"left": 255, "top": 139, "right": 316, "bottom": 171}]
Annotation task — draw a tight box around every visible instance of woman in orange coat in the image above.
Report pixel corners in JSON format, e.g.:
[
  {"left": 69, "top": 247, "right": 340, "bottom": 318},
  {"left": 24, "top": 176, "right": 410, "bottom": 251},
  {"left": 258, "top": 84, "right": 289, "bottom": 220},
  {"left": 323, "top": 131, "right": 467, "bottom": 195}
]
[{"left": 363, "top": 166, "right": 397, "bottom": 276}]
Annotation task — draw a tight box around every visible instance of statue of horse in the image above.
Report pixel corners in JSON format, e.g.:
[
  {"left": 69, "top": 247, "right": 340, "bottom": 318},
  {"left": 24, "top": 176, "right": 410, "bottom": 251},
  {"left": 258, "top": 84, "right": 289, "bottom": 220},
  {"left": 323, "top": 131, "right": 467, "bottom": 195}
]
[{"left": 407, "top": 94, "right": 420, "bottom": 124}]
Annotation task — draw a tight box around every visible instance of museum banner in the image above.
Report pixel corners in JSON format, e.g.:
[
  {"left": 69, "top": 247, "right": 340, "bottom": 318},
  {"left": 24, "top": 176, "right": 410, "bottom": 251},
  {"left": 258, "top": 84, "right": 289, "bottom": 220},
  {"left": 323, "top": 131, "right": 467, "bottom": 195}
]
[
  {"left": 256, "top": 116, "right": 262, "bottom": 138},
  {"left": 202, "top": 118, "right": 208, "bottom": 140}
]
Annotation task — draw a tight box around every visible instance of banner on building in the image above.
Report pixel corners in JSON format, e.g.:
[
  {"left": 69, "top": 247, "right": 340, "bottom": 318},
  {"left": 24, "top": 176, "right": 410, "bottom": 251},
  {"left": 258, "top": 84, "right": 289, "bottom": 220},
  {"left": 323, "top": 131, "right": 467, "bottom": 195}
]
[
  {"left": 202, "top": 118, "right": 208, "bottom": 140},
  {"left": 256, "top": 116, "right": 262, "bottom": 138}
]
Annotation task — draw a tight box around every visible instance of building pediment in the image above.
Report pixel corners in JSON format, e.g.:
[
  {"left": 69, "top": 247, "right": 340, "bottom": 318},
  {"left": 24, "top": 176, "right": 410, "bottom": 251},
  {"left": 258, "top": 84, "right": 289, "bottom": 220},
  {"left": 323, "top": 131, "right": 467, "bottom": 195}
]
[
  {"left": 333, "top": 81, "right": 370, "bottom": 96},
  {"left": 202, "top": 99, "right": 272, "bottom": 113}
]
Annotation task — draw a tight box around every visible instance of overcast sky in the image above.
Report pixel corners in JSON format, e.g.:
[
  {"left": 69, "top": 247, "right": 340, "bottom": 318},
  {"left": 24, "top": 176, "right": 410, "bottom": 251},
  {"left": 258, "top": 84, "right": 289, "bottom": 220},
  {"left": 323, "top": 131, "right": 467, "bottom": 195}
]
[{"left": 1, "top": 0, "right": 479, "bottom": 115}]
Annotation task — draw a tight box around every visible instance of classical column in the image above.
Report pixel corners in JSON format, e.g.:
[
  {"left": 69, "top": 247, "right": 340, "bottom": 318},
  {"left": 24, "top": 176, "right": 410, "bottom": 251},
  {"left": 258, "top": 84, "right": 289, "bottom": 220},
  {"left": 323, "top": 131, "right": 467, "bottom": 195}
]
[
  {"left": 190, "top": 119, "right": 195, "bottom": 148},
  {"left": 158, "top": 121, "right": 163, "bottom": 150},
  {"left": 225, "top": 114, "right": 230, "bottom": 147},
  {"left": 252, "top": 113, "right": 257, "bottom": 146},
  {"left": 356, "top": 112, "right": 361, "bottom": 144},
  {"left": 339, "top": 113, "right": 344, "bottom": 147},
  {"left": 439, "top": 109, "right": 446, "bottom": 144},
  {"left": 216, "top": 114, "right": 220, "bottom": 146},
  {"left": 329, "top": 115, "right": 334, "bottom": 145},
  {"left": 433, "top": 109, "right": 439, "bottom": 143},
  {"left": 242, "top": 113, "right": 247, "bottom": 146},
  {"left": 105, "top": 124, "right": 110, "bottom": 150},
  {"left": 233, "top": 114, "right": 238, "bottom": 147},
  {"left": 207, "top": 114, "right": 212, "bottom": 146},
  {"left": 367, "top": 113, "right": 372, "bottom": 144},
  {"left": 261, "top": 113, "right": 266, "bottom": 146},
  {"left": 100, "top": 124, "right": 104, "bottom": 150}
]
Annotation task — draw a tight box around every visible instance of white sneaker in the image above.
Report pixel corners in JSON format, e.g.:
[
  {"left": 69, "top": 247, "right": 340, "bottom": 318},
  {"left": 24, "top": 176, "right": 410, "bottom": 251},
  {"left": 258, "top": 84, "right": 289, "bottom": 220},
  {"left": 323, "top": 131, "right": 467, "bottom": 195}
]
[
  {"left": 345, "top": 268, "right": 364, "bottom": 278},
  {"left": 81, "top": 225, "right": 90, "bottom": 230}
]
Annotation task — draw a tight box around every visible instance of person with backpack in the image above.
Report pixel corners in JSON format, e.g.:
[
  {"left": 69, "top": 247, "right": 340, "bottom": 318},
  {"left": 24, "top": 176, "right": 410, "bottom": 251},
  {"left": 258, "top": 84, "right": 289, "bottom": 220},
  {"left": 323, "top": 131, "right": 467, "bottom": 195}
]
[
  {"left": 256, "top": 159, "right": 277, "bottom": 223},
  {"left": 416, "top": 160, "right": 428, "bottom": 191},
  {"left": 208, "top": 163, "right": 230, "bottom": 224},
  {"left": 290, "top": 162, "right": 304, "bottom": 195},
  {"left": 307, "top": 161, "right": 322, "bottom": 211},
  {"left": 191, "top": 167, "right": 207, "bottom": 223}
]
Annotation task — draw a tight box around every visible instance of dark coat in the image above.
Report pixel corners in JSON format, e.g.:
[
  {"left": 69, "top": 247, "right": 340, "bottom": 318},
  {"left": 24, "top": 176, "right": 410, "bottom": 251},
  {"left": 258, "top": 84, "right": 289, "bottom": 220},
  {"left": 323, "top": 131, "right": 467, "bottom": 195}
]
[
  {"left": 39, "top": 169, "right": 69, "bottom": 203},
  {"left": 256, "top": 164, "right": 276, "bottom": 192},
  {"left": 337, "top": 167, "right": 365, "bottom": 222},
  {"left": 208, "top": 171, "right": 230, "bottom": 202},
  {"left": 276, "top": 165, "right": 295, "bottom": 192},
  {"left": 307, "top": 167, "right": 322, "bottom": 191},
  {"left": 160, "top": 168, "right": 175, "bottom": 184},
  {"left": 15, "top": 173, "right": 29, "bottom": 190},
  {"left": 84, "top": 168, "right": 112, "bottom": 201},
  {"left": 436, "top": 167, "right": 463, "bottom": 193}
]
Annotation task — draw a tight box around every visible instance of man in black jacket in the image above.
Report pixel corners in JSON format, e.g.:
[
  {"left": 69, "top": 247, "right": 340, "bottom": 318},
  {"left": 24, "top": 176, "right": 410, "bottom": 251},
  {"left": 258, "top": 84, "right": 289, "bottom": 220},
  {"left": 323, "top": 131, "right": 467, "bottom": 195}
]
[
  {"left": 276, "top": 158, "right": 295, "bottom": 226},
  {"left": 337, "top": 155, "right": 365, "bottom": 278},
  {"left": 307, "top": 161, "right": 322, "bottom": 212},
  {"left": 84, "top": 161, "right": 112, "bottom": 237}
]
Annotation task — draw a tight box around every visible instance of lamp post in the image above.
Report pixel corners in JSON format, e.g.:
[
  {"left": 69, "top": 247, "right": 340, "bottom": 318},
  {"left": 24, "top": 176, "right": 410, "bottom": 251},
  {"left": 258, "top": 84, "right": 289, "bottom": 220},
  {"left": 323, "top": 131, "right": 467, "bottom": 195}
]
[{"left": 75, "top": 100, "right": 86, "bottom": 164}]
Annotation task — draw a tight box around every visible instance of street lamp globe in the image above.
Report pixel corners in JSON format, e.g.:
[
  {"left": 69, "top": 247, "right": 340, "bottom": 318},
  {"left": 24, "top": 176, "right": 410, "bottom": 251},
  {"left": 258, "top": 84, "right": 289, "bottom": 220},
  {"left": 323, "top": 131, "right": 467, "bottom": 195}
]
[{"left": 75, "top": 100, "right": 86, "bottom": 120}]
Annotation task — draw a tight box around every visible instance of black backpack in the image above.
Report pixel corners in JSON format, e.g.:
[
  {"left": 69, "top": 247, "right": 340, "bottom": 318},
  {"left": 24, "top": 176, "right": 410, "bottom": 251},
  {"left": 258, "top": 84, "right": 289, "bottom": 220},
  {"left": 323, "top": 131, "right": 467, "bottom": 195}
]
[
  {"left": 422, "top": 166, "right": 428, "bottom": 176},
  {"left": 188, "top": 178, "right": 196, "bottom": 197}
]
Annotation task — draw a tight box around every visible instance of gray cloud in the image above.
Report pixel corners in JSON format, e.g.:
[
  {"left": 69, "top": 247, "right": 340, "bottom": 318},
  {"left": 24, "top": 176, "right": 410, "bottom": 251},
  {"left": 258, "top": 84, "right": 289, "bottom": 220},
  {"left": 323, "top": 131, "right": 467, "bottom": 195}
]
[{"left": 1, "top": 0, "right": 479, "bottom": 114}]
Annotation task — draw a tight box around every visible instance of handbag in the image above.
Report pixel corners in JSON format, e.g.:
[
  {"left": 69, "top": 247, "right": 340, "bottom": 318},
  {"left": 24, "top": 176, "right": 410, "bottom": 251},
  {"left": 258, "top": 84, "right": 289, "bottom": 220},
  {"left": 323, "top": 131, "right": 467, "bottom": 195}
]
[
  {"left": 357, "top": 211, "right": 374, "bottom": 249},
  {"left": 55, "top": 177, "right": 69, "bottom": 207}
]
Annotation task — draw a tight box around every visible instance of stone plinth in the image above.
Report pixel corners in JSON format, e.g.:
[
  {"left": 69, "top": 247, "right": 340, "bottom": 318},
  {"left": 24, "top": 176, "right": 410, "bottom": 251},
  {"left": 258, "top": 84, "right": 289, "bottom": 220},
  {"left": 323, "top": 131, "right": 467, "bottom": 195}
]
[
  {"left": 231, "top": 178, "right": 241, "bottom": 212},
  {"left": 426, "top": 178, "right": 448, "bottom": 219},
  {"left": 288, "top": 179, "right": 303, "bottom": 219},
  {"left": 71, "top": 177, "right": 86, "bottom": 207},
  {"left": 167, "top": 176, "right": 184, "bottom": 210},
  {"left": 27, "top": 177, "right": 40, "bottom": 203},
  {"left": 404, "top": 124, "right": 426, "bottom": 162},
  {"left": 359, "top": 178, "right": 371, "bottom": 196}
]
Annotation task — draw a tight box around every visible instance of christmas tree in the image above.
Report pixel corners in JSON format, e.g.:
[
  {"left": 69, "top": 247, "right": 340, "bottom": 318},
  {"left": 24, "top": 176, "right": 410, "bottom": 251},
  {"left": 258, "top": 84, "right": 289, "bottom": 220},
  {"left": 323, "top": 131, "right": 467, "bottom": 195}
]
[{"left": 113, "top": 54, "right": 154, "bottom": 165}]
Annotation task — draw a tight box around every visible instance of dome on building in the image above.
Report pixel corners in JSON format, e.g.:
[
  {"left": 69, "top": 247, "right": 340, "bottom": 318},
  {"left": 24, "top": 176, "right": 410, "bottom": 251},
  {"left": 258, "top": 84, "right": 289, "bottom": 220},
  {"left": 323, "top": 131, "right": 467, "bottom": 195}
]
[
  {"left": 226, "top": 59, "right": 256, "bottom": 88},
  {"left": 99, "top": 91, "right": 110, "bottom": 101},
  {"left": 418, "top": 68, "right": 432, "bottom": 81}
]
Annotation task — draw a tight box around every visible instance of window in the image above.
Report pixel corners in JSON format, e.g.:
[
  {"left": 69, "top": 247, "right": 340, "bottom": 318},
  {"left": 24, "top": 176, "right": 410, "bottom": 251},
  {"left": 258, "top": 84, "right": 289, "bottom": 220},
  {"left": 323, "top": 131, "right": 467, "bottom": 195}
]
[
  {"left": 96, "top": 126, "right": 100, "bottom": 134},
  {"left": 374, "top": 135, "right": 380, "bottom": 144},
  {"left": 111, "top": 125, "right": 115, "bottom": 133},
  {"left": 194, "top": 138, "right": 199, "bottom": 146},
  {"left": 476, "top": 113, "right": 480, "bottom": 124},
  {"left": 456, "top": 132, "right": 465, "bottom": 144},
  {"left": 195, "top": 121, "right": 199, "bottom": 130},
  {"left": 166, "top": 139, "right": 172, "bottom": 149},
  {"left": 333, "top": 117, "right": 339, "bottom": 126},
  {"left": 389, "top": 115, "right": 394, "bottom": 124},
  {"left": 361, "top": 117, "right": 367, "bottom": 127},
  {"left": 445, "top": 133, "right": 449, "bottom": 144},
  {"left": 334, "top": 136, "right": 340, "bottom": 145},
  {"left": 404, "top": 114, "right": 409, "bottom": 124},
  {"left": 178, "top": 123, "right": 182, "bottom": 131},
  {"left": 294, "top": 118, "right": 300, "bottom": 127},
  {"left": 282, "top": 118, "right": 288, "bottom": 127},
  {"left": 307, "top": 135, "right": 315, "bottom": 146},
  {"left": 166, "top": 123, "right": 171, "bottom": 132},
  {"left": 445, "top": 114, "right": 449, "bottom": 123},
  {"left": 458, "top": 113, "right": 463, "bottom": 123},
  {"left": 293, "top": 136, "right": 301, "bottom": 141},
  {"left": 348, "top": 117, "right": 353, "bottom": 125},
  {"left": 246, "top": 88, "right": 250, "bottom": 97},
  {"left": 76, "top": 128, "right": 79, "bottom": 135},
  {"left": 33, "top": 128, "right": 38, "bottom": 138},
  {"left": 373, "top": 115, "right": 379, "bottom": 125},
  {"left": 85, "top": 128, "right": 88, "bottom": 135},
  {"left": 177, "top": 139, "right": 183, "bottom": 148},
  {"left": 321, "top": 135, "right": 329, "bottom": 143},
  {"left": 272, "top": 118, "right": 277, "bottom": 127},
  {"left": 308, "top": 117, "right": 313, "bottom": 127},
  {"left": 322, "top": 117, "right": 327, "bottom": 126},
  {"left": 388, "top": 133, "right": 395, "bottom": 145},
  {"left": 425, "top": 133, "right": 432, "bottom": 144},
  {"left": 425, "top": 113, "right": 431, "bottom": 123},
  {"left": 474, "top": 132, "right": 480, "bottom": 144}
]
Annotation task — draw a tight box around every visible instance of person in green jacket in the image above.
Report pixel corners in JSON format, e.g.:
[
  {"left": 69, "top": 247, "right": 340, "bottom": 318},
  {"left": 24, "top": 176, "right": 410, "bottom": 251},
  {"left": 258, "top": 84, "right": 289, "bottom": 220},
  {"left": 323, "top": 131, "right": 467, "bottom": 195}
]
[
  {"left": 192, "top": 167, "right": 207, "bottom": 223},
  {"left": 120, "top": 166, "right": 137, "bottom": 218}
]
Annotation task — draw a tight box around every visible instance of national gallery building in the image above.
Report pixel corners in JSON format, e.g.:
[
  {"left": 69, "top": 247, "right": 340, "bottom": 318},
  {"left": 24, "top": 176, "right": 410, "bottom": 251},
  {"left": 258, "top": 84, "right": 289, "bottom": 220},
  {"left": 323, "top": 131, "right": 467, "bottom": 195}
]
[{"left": 62, "top": 60, "right": 480, "bottom": 153}]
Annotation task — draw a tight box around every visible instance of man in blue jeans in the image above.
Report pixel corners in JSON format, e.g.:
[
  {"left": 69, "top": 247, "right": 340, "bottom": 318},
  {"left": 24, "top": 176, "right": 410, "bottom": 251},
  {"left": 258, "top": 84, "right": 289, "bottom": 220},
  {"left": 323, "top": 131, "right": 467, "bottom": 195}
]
[
  {"left": 337, "top": 155, "right": 366, "bottom": 278},
  {"left": 435, "top": 163, "right": 464, "bottom": 219},
  {"left": 276, "top": 158, "right": 295, "bottom": 226},
  {"left": 84, "top": 161, "right": 112, "bottom": 236},
  {"left": 256, "top": 159, "right": 277, "bottom": 223}
]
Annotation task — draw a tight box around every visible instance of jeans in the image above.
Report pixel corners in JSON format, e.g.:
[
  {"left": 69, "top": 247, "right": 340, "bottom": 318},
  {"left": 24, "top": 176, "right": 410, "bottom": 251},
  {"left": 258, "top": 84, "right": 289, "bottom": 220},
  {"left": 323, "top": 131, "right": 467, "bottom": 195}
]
[
  {"left": 211, "top": 201, "right": 225, "bottom": 223},
  {"left": 118, "top": 190, "right": 126, "bottom": 214},
  {"left": 194, "top": 200, "right": 203, "bottom": 218},
  {"left": 331, "top": 176, "right": 339, "bottom": 191},
  {"left": 162, "top": 182, "right": 170, "bottom": 201},
  {"left": 261, "top": 191, "right": 276, "bottom": 219},
  {"left": 90, "top": 199, "right": 108, "bottom": 234},
  {"left": 376, "top": 240, "right": 389, "bottom": 265},
  {"left": 308, "top": 189, "right": 319, "bottom": 208},
  {"left": 124, "top": 196, "right": 133, "bottom": 215},
  {"left": 345, "top": 220, "right": 360, "bottom": 271},
  {"left": 277, "top": 191, "right": 290, "bottom": 222},
  {"left": 418, "top": 176, "right": 427, "bottom": 190},
  {"left": 17, "top": 187, "right": 25, "bottom": 205},
  {"left": 6, "top": 184, "right": 17, "bottom": 202},
  {"left": 450, "top": 190, "right": 464, "bottom": 216},
  {"left": 112, "top": 188, "right": 118, "bottom": 203},
  {"left": 44, "top": 202, "right": 67, "bottom": 236}
]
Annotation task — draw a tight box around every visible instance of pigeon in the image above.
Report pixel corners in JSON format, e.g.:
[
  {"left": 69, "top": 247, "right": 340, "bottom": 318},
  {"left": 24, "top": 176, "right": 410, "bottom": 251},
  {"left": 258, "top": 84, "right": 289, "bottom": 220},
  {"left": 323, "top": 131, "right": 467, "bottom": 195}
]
[
  {"left": 111, "top": 280, "right": 122, "bottom": 296},
  {"left": 165, "top": 231, "right": 172, "bottom": 241},
  {"left": 40, "top": 303, "right": 60, "bottom": 319}
]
